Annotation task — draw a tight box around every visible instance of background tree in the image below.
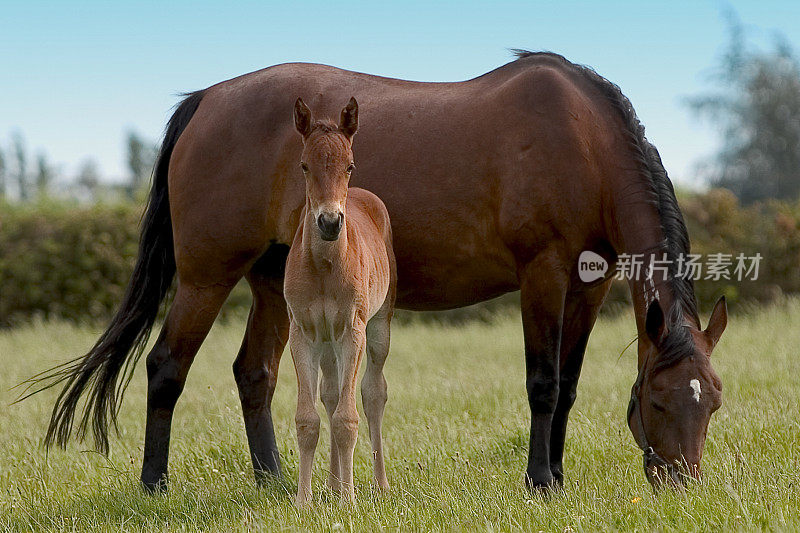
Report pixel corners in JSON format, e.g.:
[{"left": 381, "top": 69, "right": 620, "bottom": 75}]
[
  {"left": 11, "top": 132, "right": 29, "bottom": 201},
  {"left": 76, "top": 159, "right": 100, "bottom": 200},
  {"left": 688, "top": 15, "right": 800, "bottom": 204},
  {"left": 35, "top": 152, "right": 54, "bottom": 198},
  {"left": 126, "top": 130, "right": 156, "bottom": 198},
  {"left": 0, "top": 147, "right": 6, "bottom": 199}
]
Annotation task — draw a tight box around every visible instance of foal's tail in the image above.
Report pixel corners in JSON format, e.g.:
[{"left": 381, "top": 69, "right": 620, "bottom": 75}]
[{"left": 20, "top": 90, "right": 205, "bottom": 454}]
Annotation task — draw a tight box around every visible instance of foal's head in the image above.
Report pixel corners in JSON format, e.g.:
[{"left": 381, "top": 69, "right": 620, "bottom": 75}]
[
  {"left": 294, "top": 97, "right": 358, "bottom": 241},
  {"left": 629, "top": 297, "right": 727, "bottom": 487}
]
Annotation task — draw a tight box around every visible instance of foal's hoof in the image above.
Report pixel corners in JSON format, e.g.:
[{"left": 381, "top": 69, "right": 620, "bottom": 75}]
[{"left": 295, "top": 491, "right": 313, "bottom": 507}]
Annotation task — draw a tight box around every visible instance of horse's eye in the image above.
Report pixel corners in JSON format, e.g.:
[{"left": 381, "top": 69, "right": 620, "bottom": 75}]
[
  {"left": 300, "top": 162, "right": 309, "bottom": 173},
  {"left": 346, "top": 163, "right": 355, "bottom": 173},
  {"left": 650, "top": 400, "right": 666, "bottom": 412}
]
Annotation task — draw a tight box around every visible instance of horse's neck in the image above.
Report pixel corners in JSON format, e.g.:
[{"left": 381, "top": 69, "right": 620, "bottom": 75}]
[
  {"left": 301, "top": 206, "right": 348, "bottom": 267},
  {"left": 607, "top": 179, "right": 682, "bottom": 346}
]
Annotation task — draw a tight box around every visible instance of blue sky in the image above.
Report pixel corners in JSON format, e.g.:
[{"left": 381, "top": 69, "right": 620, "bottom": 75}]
[{"left": 1, "top": 0, "right": 799, "bottom": 186}]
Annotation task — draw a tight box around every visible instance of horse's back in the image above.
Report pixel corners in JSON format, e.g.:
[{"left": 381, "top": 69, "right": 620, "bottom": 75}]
[{"left": 169, "top": 57, "right": 634, "bottom": 307}]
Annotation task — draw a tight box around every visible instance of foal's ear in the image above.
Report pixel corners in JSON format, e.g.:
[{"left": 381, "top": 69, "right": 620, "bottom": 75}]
[
  {"left": 339, "top": 97, "right": 358, "bottom": 139},
  {"left": 645, "top": 299, "right": 666, "bottom": 345},
  {"left": 704, "top": 296, "right": 728, "bottom": 351},
  {"left": 294, "top": 98, "right": 313, "bottom": 138}
]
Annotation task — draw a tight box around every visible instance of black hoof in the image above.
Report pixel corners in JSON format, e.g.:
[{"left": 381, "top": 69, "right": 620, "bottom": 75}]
[
  {"left": 524, "top": 469, "right": 557, "bottom": 495},
  {"left": 254, "top": 468, "right": 282, "bottom": 487},
  {"left": 140, "top": 476, "right": 168, "bottom": 495},
  {"left": 550, "top": 466, "right": 564, "bottom": 489}
]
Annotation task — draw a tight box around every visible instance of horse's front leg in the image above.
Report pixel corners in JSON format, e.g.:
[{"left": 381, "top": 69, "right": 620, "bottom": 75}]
[
  {"left": 332, "top": 321, "right": 367, "bottom": 504},
  {"left": 289, "top": 324, "right": 320, "bottom": 506},
  {"left": 518, "top": 252, "right": 568, "bottom": 491},
  {"left": 549, "top": 284, "right": 609, "bottom": 486}
]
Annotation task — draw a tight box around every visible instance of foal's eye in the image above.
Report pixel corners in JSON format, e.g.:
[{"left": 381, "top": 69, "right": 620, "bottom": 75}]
[
  {"left": 300, "top": 162, "right": 309, "bottom": 173},
  {"left": 346, "top": 163, "right": 355, "bottom": 173}
]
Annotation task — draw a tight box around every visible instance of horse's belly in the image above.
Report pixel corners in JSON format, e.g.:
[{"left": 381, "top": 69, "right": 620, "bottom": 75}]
[{"left": 392, "top": 236, "right": 518, "bottom": 311}]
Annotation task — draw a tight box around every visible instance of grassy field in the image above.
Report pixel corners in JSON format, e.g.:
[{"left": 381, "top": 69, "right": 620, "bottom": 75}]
[{"left": 1, "top": 300, "right": 798, "bottom": 532}]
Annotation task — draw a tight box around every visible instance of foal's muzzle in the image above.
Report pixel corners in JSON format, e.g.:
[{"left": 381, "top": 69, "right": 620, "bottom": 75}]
[{"left": 317, "top": 211, "right": 344, "bottom": 241}]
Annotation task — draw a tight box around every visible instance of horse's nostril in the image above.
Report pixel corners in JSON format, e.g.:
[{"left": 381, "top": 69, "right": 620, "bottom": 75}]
[{"left": 317, "top": 212, "right": 343, "bottom": 240}]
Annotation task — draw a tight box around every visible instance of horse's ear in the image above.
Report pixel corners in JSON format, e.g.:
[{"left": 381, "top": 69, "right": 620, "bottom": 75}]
[
  {"left": 294, "top": 98, "right": 313, "bottom": 138},
  {"left": 645, "top": 299, "right": 666, "bottom": 345},
  {"left": 339, "top": 97, "right": 358, "bottom": 139},
  {"left": 704, "top": 296, "right": 728, "bottom": 351}
]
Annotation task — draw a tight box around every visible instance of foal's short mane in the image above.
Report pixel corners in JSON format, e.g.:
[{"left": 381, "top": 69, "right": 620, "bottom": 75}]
[
  {"left": 312, "top": 119, "right": 339, "bottom": 133},
  {"left": 511, "top": 50, "right": 700, "bottom": 370}
]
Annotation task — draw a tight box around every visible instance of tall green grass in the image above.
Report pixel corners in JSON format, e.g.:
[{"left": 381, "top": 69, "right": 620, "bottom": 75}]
[{"left": 1, "top": 300, "right": 798, "bottom": 531}]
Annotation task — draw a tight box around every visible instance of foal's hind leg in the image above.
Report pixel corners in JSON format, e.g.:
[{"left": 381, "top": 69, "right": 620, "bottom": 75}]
[
  {"left": 233, "top": 270, "right": 290, "bottom": 482},
  {"left": 319, "top": 345, "right": 342, "bottom": 492},
  {"left": 142, "top": 281, "right": 234, "bottom": 491},
  {"left": 362, "top": 312, "right": 391, "bottom": 490}
]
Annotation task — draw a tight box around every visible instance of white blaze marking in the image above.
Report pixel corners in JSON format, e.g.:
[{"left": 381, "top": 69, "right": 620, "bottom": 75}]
[{"left": 689, "top": 379, "right": 702, "bottom": 402}]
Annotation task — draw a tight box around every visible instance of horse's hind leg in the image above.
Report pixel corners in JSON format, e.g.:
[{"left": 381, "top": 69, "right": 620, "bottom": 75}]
[
  {"left": 549, "top": 282, "right": 609, "bottom": 486},
  {"left": 142, "top": 281, "right": 234, "bottom": 491},
  {"left": 362, "top": 312, "right": 391, "bottom": 490},
  {"left": 319, "top": 345, "right": 342, "bottom": 492},
  {"left": 233, "top": 267, "right": 290, "bottom": 482}
]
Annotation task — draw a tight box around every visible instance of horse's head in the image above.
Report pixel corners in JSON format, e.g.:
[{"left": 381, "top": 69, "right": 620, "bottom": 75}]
[
  {"left": 628, "top": 296, "right": 727, "bottom": 488},
  {"left": 294, "top": 97, "right": 358, "bottom": 241}
]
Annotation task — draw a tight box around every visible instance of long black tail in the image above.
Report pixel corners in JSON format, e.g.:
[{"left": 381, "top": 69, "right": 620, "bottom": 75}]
[{"left": 20, "top": 90, "right": 205, "bottom": 454}]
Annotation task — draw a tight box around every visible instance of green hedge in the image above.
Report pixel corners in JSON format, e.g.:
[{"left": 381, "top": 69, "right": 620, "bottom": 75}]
[
  {"left": 0, "top": 201, "right": 140, "bottom": 327},
  {"left": 1, "top": 190, "right": 799, "bottom": 326}
]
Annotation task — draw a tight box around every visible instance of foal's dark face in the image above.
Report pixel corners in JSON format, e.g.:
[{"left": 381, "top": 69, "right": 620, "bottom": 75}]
[
  {"left": 629, "top": 297, "right": 727, "bottom": 487},
  {"left": 294, "top": 97, "right": 358, "bottom": 241}
]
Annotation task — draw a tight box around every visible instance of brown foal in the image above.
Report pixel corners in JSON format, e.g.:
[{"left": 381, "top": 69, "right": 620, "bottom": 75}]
[{"left": 284, "top": 97, "right": 396, "bottom": 505}]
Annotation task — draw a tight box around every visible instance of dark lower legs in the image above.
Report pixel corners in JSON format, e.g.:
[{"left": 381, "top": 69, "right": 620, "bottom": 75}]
[
  {"left": 548, "top": 284, "right": 609, "bottom": 486},
  {"left": 519, "top": 255, "right": 567, "bottom": 491},
  {"left": 141, "top": 282, "right": 233, "bottom": 491},
  {"left": 233, "top": 274, "right": 289, "bottom": 482}
]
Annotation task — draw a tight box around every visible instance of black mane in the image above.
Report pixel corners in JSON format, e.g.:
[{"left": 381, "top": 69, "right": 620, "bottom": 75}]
[{"left": 511, "top": 50, "right": 700, "bottom": 369}]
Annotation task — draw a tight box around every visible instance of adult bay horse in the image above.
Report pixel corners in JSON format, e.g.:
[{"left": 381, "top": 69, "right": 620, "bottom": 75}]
[{"left": 31, "top": 50, "right": 727, "bottom": 491}]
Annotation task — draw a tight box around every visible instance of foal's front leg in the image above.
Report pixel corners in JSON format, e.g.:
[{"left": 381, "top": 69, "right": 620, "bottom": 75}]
[
  {"left": 289, "top": 324, "right": 320, "bottom": 506},
  {"left": 332, "top": 323, "right": 367, "bottom": 504},
  {"left": 319, "top": 345, "right": 342, "bottom": 493}
]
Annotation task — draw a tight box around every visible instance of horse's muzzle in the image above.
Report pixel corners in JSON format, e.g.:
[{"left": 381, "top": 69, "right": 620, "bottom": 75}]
[
  {"left": 317, "top": 212, "right": 344, "bottom": 241},
  {"left": 644, "top": 456, "right": 699, "bottom": 489}
]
